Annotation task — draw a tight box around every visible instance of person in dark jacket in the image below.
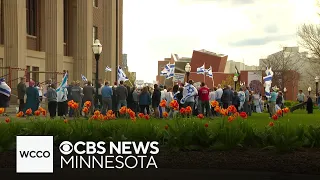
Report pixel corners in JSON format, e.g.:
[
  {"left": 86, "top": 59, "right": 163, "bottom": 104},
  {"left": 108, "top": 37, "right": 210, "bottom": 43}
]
[
  {"left": 112, "top": 84, "right": 118, "bottom": 113},
  {"left": 116, "top": 81, "right": 128, "bottom": 110},
  {"left": 232, "top": 91, "right": 240, "bottom": 111},
  {"left": 176, "top": 87, "right": 184, "bottom": 109},
  {"left": 152, "top": 84, "right": 161, "bottom": 117},
  {"left": 221, "top": 85, "right": 233, "bottom": 109},
  {"left": 139, "top": 87, "right": 151, "bottom": 114},
  {"left": 17, "top": 77, "right": 26, "bottom": 112},
  {"left": 69, "top": 81, "right": 82, "bottom": 117},
  {"left": 82, "top": 81, "right": 95, "bottom": 114},
  {"left": 126, "top": 85, "right": 134, "bottom": 110},
  {"left": 306, "top": 96, "right": 313, "bottom": 114}
]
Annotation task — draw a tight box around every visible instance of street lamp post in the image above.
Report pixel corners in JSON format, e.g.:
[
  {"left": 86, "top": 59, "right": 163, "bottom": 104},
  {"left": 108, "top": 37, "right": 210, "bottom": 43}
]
[
  {"left": 185, "top": 63, "right": 191, "bottom": 83},
  {"left": 283, "top": 87, "right": 287, "bottom": 100},
  {"left": 92, "top": 39, "right": 103, "bottom": 109},
  {"left": 315, "top": 76, "right": 319, "bottom": 96},
  {"left": 233, "top": 76, "right": 238, "bottom": 90},
  {"left": 308, "top": 87, "right": 312, "bottom": 96}
]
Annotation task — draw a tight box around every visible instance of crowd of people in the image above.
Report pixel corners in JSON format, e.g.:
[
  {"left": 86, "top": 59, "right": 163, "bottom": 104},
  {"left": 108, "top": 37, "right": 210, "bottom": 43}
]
[{"left": 0, "top": 76, "right": 312, "bottom": 119}]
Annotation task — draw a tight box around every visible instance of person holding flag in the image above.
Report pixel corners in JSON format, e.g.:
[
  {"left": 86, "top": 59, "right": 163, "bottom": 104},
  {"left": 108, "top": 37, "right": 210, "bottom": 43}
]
[
  {"left": 180, "top": 79, "right": 198, "bottom": 112},
  {"left": 56, "top": 72, "right": 68, "bottom": 119}
]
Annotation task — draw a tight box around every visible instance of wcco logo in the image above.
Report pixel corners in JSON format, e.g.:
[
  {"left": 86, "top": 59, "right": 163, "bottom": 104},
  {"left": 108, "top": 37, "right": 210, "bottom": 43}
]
[
  {"left": 19, "top": 150, "right": 51, "bottom": 158},
  {"left": 16, "top": 136, "right": 54, "bottom": 173}
]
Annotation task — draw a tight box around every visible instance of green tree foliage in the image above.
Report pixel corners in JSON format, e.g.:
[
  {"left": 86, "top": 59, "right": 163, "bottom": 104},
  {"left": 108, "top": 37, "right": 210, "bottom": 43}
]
[{"left": 221, "top": 75, "right": 241, "bottom": 91}]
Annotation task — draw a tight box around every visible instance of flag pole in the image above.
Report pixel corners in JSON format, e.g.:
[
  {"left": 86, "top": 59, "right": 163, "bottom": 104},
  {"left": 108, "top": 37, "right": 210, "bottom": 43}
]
[{"left": 204, "top": 62, "right": 206, "bottom": 83}]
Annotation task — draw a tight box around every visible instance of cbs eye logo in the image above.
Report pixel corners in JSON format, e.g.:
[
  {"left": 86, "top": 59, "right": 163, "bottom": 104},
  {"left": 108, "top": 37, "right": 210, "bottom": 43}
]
[{"left": 59, "top": 141, "right": 73, "bottom": 155}]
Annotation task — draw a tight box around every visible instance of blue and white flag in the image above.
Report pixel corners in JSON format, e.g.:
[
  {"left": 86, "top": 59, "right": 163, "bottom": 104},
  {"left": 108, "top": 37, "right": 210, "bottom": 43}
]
[
  {"left": 117, "top": 67, "right": 129, "bottom": 82},
  {"left": 0, "top": 78, "right": 11, "bottom": 97},
  {"left": 263, "top": 67, "right": 274, "bottom": 98},
  {"left": 105, "top": 66, "right": 112, "bottom": 72},
  {"left": 165, "top": 63, "right": 175, "bottom": 79},
  {"left": 56, "top": 72, "right": 68, "bottom": 102},
  {"left": 206, "top": 66, "right": 213, "bottom": 78},
  {"left": 180, "top": 83, "right": 198, "bottom": 104},
  {"left": 81, "top": 74, "right": 87, "bottom": 82},
  {"left": 160, "top": 65, "right": 169, "bottom": 76},
  {"left": 196, "top": 64, "right": 205, "bottom": 74}
]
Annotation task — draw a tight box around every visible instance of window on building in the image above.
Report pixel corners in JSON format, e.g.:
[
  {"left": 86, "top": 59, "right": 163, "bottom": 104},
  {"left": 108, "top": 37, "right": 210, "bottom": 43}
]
[
  {"left": 32, "top": 66, "right": 39, "bottom": 83},
  {"left": 26, "top": 0, "right": 37, "bottom": 36},
  {"left": 93, "top": 26, "right": 98, "bottom": 43},
  {"left": 93, "top": 0, "right": 98, "bottom": 7},
  {"left": 63, "top": 0, "right": 68, "bottom": 43}
]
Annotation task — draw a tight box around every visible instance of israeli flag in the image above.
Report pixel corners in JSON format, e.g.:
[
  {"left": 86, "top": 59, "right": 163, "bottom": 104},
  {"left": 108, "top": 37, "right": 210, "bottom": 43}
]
[
  {"left": 56, "top": 72, "right": 68, "bottom": 101},
  {"left": 81, "top": 74, "right": 87, "bottom": 82},
  {"left": 160, "top": 65, "right": 169, "bottom": 76},
  {"left": 118, "top": 67, "right": 129, "bottom": 81},
  {"left": 180, "top": 83, "right": 197, "bottom": 104},
  {"left": 0, "top": 78, "right": 11, "bottom": 97},
  {"left": 206, "top": 66, "right": 213, "bottom": 78},
  {"left": 263, "top": 67, "right": 274, "bottom": 98},
  {"left": 197, "top": 64, "right": 205, "bottom": 74},
  {"left": 105, "top": 66, "right": 112, "bottom": 72},
  {"left": 165, "top": 63, "right": 175, "bottom": 79}
]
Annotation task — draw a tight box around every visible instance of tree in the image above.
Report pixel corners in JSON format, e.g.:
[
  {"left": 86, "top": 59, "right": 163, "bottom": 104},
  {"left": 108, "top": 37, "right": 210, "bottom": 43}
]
[
  {"left": 221, "top": 75, "right": 240, "bottom": 91},
  {"left": 259, "top": 48, "right": 303, "bottom": 90}
]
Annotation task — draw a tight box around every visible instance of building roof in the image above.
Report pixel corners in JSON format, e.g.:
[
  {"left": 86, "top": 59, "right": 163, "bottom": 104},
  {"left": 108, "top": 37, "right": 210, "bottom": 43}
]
[{"left": 197, "top": 49, "right": 227, "bottom": 57}]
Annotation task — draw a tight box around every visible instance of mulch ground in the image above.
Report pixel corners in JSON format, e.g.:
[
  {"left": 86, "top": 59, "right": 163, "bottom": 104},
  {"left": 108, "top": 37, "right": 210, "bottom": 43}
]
[{"left": 1, "top": 148, "right": 320, "bottom": 175}]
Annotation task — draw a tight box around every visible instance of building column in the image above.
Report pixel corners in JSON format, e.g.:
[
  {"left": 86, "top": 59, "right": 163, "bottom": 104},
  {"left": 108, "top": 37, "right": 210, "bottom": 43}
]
[
  {"left": 102, "top": 0, "right": 116, "bottom": 84},
  {"left": 74, "top": 0, "right": 93, "bottom": 82},
  {"left": 3, "top": 0, "right": 27, "bottom": 87},
  {"left": 44, "top": 0, "right": 64, "bottom": 82}
]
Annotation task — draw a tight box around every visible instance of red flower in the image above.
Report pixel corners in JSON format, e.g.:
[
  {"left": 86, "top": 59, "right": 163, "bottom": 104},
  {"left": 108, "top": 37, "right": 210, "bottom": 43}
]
[
  {"left": 204, "top": 123, "right": 209, "bottom": 128},
  {"left": 272, "top": 114, "right": 278, "bottom": 121},
  {"left": 180, "top": 108, "right": 186, "bottom": 114},
  {"left": 5, "top": 118, "right": 10, "bottom": 123},
  {"left": 269, "top": 122, "right": 274, "bottom": 127},
  {"left": 239, "top": 112, "right": 247, "bottom": 119},
  {"left": 145, "top": 114, "right": 150, "bottom": 120},
  {"left": 227, "top": 105, "right": 237, "bottom": 113},
  {"left": 197, "top": 114, "right": 204, "bottom": 119},
  {"left": 164, "top": 125, "right": 169, "bottom": 130}
]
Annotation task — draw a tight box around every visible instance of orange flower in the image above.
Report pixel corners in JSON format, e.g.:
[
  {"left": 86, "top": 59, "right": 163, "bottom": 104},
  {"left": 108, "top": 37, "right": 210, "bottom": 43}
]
[
  {"left": 5, "top": 118, "right": 10, "bottom": 123},
  {"left": 197, "top": 114, "right": 204, "bottom": 119},
  {"left": 82, "top": 107, "right": 89, "bottom": 113},
  {"left": 210, "top": 100, "right": 219, "bottom": 107},
  {"left": 227, "top": 105, "right": 237, "bottom": 114},
  {"left": 179, "top": 108, "right": 186, "bottom": 114},
  {"left": 91, "top": 115, "right": 98, "bottom": 120},
  {"left": 38, "top": 107, "right": 45, "bottom": 112},
  {"left": 169, "top": 100, "right": 179, "bottom": 110},
  {"left": 119, "top": 106, "right": 127, "bottom": 114},
  {"left": 84, "top": 101, "right": 92, "bottom": 108},
  {"left": 64, "top": 119, "right": 68, "bottom": 123},
  {"left": 163, "top": 112, "right": 169, "bottom": 118},
  {"left": 239, "top": 112, "right": 247, "bottom": 119},
  {"left": 276, "top": 109, "right": 282, "bottom": 116},
  {"left": 68, "top": 100, "right": 75, "bottom": 107},
  {"left": 220, "top": 108, "right": 229, "bottom": 116},
  {"left": 25, "top": 108, "right": 32, "bottom": 115},
  {"left": 145, "top": 114, "right": 150, "bottom": 120},
  {"left": 269, "top": 122, "right": 274, "bottom": 127},
  {"left": 204, "top": 123, "right": 209, "bottom": 128},
  {"left": 34, "top": 110, "right": 41, "bottom": 116},
  {"left": 214, "top": 106, "right": 221, "bottom": 113},
  {"left": 0, "top": 108, "right": 4, "bottom": 114},
  {"left": 164, "top": 125, "right": 169, "bottom": 130},
  {"left": 42, "top": 110, "right": 47, "bottom": 116},
  {"left": 272, "top": 114, "right": 278, "bottom": 121},
  {"left": 94, "top": 110, "right": 101, "bottom": 116},
  {"left": 107, "top": 110, "right": 113, "bottom": 115},
  {"left": 185, "top": 106, "right": 192, "bottom": 114},
  {"left": 283, "top": 107, "right": 290, "bottom": 113},
  {"left": 228, "top": 116, "right": 235, "bottom": 122},
  {"left": 131, "top": 116, "right": 136, "bottom": 122},
  {"left": 16, "top": 111, "right": 24, "bottom": 117},
  {"left": 233, "top": 112, "right": 239, "bottom": 117},
  {"left": 159, "top": 100, "right": 167, "bottom": 107},
  {"left": 138, "top": 113, "right": 145, "bottom": 118}
]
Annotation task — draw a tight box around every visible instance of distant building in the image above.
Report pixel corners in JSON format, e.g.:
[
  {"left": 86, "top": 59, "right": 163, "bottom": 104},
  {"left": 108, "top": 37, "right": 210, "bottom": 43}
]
[
  {"left": 224, "top": 60, "right": 258, "bottom": 73},
  {"left": 155, "top": 49, "right": 299, "bottom": 100}
]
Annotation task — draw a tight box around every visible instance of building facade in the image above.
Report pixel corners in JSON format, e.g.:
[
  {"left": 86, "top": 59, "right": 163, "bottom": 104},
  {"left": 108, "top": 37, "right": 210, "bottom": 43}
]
[{"left": 0, "top": 0, "right": 123, "bottom": 94}]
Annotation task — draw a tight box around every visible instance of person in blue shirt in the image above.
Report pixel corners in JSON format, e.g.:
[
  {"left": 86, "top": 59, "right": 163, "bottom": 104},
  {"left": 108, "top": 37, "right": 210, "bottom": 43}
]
[
  {"left": 101, "top": 81, "right": 113, "bottom": 114},
  {"left": 269, "top": 89, "right": 278, "bottom": 116}
]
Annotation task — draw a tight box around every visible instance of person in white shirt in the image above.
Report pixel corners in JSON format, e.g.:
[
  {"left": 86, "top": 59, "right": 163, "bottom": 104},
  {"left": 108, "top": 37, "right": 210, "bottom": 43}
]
[
  {"left": 215, "top": 84, "right": 223, "bottom": 105},
  {"left": 160, "top": 85, "right": 167, "bottom": 100},
  {"left": 36, "top": 82, "right": 43, "bottom": 104},
  {"left": 57, "top": 86, "right": 68, "bottom": 119}
]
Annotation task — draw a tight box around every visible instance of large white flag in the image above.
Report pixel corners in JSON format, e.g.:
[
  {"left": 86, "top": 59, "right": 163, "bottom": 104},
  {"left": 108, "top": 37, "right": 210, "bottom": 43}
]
[
  {"left": 117, "top": 67, "right": 129, "bottom": 82},
  {"left": 196, "top": 64, "right": 205, "bottom": 74}
]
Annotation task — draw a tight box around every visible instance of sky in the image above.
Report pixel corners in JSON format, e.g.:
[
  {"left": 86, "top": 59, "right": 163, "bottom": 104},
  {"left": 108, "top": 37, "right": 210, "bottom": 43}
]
[{"left": 123, "top": 0, "right": 319, "bottom": 83}]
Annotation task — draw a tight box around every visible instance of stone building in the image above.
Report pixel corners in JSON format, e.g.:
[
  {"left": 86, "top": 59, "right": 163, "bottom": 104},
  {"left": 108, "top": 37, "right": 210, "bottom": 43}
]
[{"left": 0, "top": 0, "right": 123, "bottom": 95}]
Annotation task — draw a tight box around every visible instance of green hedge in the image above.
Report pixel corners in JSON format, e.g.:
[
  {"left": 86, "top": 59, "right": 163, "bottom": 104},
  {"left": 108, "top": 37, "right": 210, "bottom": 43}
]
[{"left": 1, "top": 118, "right": 320, "bottom": 152}]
